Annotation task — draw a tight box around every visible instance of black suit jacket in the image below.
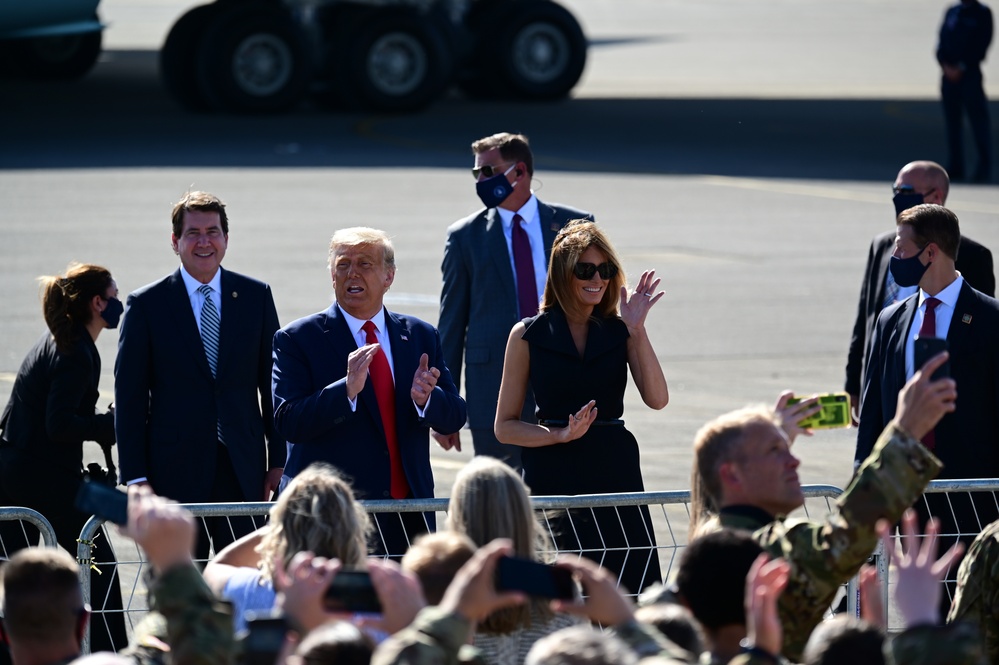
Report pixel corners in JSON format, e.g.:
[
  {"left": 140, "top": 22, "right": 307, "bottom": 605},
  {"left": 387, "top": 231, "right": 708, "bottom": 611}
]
[
  {"left": 272, "top": 304, "right": 466, "bottom": 500},
  {"left": 1, "top": 329, "right": 113, "bottom": 475},
  {"left": 439, "top": 200, "right": 593, "bottom": 429},
  {"left": 114, "top": 268, "right": 284, "bottom": 503},
  {"left": 855, "top": 280, "right": 999, "bottom": 479},
  {"left": 845, "top": 230, "right": 994, "bottom": 397}
]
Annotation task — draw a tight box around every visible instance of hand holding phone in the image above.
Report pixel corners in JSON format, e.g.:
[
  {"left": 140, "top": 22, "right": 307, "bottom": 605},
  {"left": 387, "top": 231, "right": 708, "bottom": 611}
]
[
  {"left": 914, "top": 336, "right": 950, "bottom": 381},
  {"left": 323, "top": 570, "right": 382, "bottom": 613},
  {"left": 785, "top": 393, "right": 852, "bottom": 430},
  {"left": 494, "top": 556, "right": 576, "bottom": 600},
  {"left": 74, "top": 479, "right": 128, "bottom": 525}
]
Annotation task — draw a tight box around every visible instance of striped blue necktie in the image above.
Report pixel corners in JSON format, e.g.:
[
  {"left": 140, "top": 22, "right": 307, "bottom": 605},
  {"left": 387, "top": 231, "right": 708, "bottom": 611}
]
[{"left": 198, "top": 284, "right": 224, "bottom": 443}]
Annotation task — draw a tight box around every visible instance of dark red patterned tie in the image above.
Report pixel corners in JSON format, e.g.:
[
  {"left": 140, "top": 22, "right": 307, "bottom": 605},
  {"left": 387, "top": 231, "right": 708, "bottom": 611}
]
[
  {"left": 512, "top": 214, "right": 538, "bottom": 318},
  {"left": 362, "top": 321, "right": 410, "bottom": 499},
  {"left": 918, "top": 297, "right": 941, "bottom": 450}
]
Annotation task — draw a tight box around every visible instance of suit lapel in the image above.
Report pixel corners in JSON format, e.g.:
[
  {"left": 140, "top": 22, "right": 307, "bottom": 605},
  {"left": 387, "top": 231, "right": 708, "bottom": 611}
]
[
  {"left": 168, "top": 270, "right": 214, "bottom": 380},
  {"left": 217, "top": 269, "right": 234, "bottom": 377},
  {"left": 538, "top": 201, "right": 561, "bottom": 265},
  {"left": 384, "top": 309, "right": 412, "bottom": 426},
  {"left": 486, "top": 210, "right": 518, "bottom": 306},
  {"left": 874, "top": 237, "right": 893, "bottom": 311},
  {"left": 946, "top": 281, "right": 977, "bottom": 353},
  {"left": 892, "top": 297, "right": 918, "bottom": 390}
]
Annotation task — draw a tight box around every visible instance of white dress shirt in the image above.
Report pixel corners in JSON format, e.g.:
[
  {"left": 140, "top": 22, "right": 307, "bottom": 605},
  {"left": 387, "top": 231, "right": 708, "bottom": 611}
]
[
  {"left": 497, "top": 194, "right": 547, "bottom": 305},
  {"left": 905, "top": 274, "right": 964, "bottom": 379},
  {"left": 337, "top": 304, "right": 429, "bottom": 416}
]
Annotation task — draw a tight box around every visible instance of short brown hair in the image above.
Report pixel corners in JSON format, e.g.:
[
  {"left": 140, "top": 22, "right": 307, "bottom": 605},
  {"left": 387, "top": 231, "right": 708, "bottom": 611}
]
[
  {"left": 541, "top": 220, "right": 625, "bottom": 322},
  {"left": 896, "top": 203, "right": 960, "bottom": 261},
  {"left": 472, "top": 133, "right": 534, "bottom": 176},
  {"left": 171, "top": 191, "right": 229, "bottom": 237},
  {"left": 401, "top": 532, "right": 476, "bottom": 605},
  {"left": 1, "top": 548, "right": 84, "bottom": 644}
]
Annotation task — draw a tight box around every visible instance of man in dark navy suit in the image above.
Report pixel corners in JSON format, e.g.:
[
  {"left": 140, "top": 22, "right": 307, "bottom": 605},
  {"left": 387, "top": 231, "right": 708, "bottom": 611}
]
[
  {"left": 272, "top": 227, "right": 466, "bottom": 556},
  {"left": 115, "top": 191, "right": 285, "bottom": 559},
  {"left": 856, "top": 203, "right": 999, "bottom": 608},
  {"left": 845, "top": 161, "right": 994, "bottom": 417}
]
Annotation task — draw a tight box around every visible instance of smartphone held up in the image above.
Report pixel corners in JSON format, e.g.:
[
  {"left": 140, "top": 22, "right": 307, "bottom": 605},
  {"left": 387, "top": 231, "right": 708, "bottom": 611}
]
[{"left": 786, "top": 393, "right": 852, "bottom": 430}]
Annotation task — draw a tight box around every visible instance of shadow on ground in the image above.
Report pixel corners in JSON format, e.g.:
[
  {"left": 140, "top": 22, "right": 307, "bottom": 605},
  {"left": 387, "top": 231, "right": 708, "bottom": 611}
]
[{"left": 2, "top": 48, "right": 994, "bottom": 182}]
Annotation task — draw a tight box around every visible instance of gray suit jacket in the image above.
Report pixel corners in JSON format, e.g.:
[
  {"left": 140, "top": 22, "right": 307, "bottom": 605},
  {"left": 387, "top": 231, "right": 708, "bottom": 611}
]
[{"left": 439, "top": 199, "right": 593, "bottom": 429}]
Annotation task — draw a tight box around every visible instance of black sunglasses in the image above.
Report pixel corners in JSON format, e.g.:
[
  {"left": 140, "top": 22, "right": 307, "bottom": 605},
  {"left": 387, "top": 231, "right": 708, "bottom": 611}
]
[
  {"left": 893, "top": 184, "right": 936, "bottom": 197},
  {"left": 472, "top": 162, "right": 514, "bottom": 180},
  {"left": 573, "top": 262, "right": 618, "bottom": 280}
]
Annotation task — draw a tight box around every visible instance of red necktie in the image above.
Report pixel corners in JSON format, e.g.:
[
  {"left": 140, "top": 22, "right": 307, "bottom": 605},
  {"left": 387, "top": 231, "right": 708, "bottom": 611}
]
[
  {"left": 362, "top": 321, "right": 410, "bottom": 499},
  {"left": 917, "top": 297, "right": 941, "bottom": 450},
  {"left": 512, "top": 214, "right": 538, "bottom": 318}
]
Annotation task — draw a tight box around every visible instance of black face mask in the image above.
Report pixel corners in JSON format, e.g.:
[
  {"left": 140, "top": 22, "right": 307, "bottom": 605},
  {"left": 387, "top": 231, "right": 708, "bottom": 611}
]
[
  {"left": 100, "top": 297, "right": 124, "bottom": 329},
  {"left": 893, "top": 191, "right": 925, "bottom": 216},
  {"left": 889, "top": 244, "right": 930, "bottom": 287}
]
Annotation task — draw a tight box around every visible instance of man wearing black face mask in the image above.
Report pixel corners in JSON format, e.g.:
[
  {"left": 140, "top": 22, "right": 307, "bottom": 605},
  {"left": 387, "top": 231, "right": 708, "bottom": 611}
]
[
  {"left": 856, "top": 204, "right": 999, "bottom": 609},
  {"left": 844, "top": 160, "right": 994, "bottom": 418},
  {"left": 437, "top": 132, "right": 593, "bottom": 470}
]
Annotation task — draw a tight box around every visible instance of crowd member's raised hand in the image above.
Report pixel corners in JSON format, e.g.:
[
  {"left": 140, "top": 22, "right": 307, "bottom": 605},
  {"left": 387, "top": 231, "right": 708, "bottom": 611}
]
[
  {"left": 894, "top": 352, "right": 957, "bottom": 441},
  {"left": 743, "top": 553, "right": 790, "bottom": 659},
  {"left": 439, "top": 538, "right": 527, "bottom": 622},
  {"left": 884, "top": 509, "right": 965, "bottom": 628},
  {"left": 122, "top": 484, "right": 196, "bottom": 573},
  {"left": 858, "top": 562, "right": 886, "bottom": 629},
  {"left": 549, "top": 555, "right": 634, "bottom": 627},
  {"left": 359, "top": 558, "right": 427, "bottom": 634},
  {"left": 275, "top": 551, "right": 343, "bottom": 634},
  {"left": 773, "top": 392, "right": 821, "bottom": 443}
]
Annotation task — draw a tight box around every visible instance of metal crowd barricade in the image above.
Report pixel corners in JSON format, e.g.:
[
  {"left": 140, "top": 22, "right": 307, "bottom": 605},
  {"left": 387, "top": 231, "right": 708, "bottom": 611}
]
[
  {"left": 78, "top": 486, "right": 847, "bottom": 654},
  {"left": 0, "top": 506, "right": 59, "bottom": 554}
]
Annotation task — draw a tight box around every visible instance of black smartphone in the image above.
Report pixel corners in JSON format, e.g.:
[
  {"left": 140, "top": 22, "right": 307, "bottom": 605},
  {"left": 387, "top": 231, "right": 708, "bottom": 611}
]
[
  {"left": 914, "top": 336, "right": 950, "bottom": 381},
  {"left": 495, "top": 556, "right": 575, "bottom": 600},
  {"left": 239, "top": 610, "right": 287, "bottom": 665},
  {"left": 74, "top": 480, "right": 128, "bottom": 526},
  {"left": 323, "top": 570, "right": 382, "bottom": 613}
]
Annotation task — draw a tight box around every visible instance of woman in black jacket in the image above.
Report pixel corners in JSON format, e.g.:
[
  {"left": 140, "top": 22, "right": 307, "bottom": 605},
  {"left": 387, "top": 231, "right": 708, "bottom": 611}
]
[{"left": 0, "top": 262, "right": 127, "bottom": 652}]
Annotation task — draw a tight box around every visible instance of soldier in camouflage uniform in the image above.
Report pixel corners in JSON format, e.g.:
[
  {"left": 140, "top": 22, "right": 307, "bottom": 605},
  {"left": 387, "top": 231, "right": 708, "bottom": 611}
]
[
  {"left": 947, "top": 517, "right": 999, "bottom": 662},
  {"left": 687, "top": 353, "right": 955, "bottom": 662}
]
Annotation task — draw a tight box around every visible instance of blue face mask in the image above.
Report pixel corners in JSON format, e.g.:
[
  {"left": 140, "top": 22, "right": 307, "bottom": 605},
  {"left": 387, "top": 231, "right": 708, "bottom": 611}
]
[
  {"left": 889, "top": 244, "right": 930, "bottom": 287},
  {"left": 100, "top": 297, "right": 124, "bottom": 329},
  {"left": 475, "top": 164, "right": 517, "bottom": 209}
]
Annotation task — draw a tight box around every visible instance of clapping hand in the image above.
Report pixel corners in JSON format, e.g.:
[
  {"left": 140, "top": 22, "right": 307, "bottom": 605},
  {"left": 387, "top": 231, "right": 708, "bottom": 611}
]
[
  {"left": 346, "top": 343, "right": 380, "bottom": 400},
  {"left": 620, "top": 270, "right": 664, "bottom": 333}
]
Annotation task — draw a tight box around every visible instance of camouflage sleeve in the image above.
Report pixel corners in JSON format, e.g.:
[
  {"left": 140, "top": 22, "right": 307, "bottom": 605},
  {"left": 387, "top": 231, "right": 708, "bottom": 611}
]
[
  {"left": 371, "top": 607, "right": 487, "bottom": 665},
  {"left": 947, "top": 520, "right": 999, "bottom": 663},
  {"left": 611, "top": 620, "right": 695, "bottom": 663},
  {"left": 762, "top": 422, "right": 941, "bottom": 661},
  {"left": 886, "top": 622, "right": 986, "bottom": 665},
  {"left": 148, "top": 564, "right": 236, "bottom": 665}
]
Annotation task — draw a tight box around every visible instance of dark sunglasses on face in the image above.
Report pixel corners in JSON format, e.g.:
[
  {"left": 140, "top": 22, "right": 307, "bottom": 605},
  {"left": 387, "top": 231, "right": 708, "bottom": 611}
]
[
  {"left": 472, "top": 162, "right": 514, "bottom": 180},
  {"left": 573, "top": 262, "right": 618, "bottom": 280},
  {"left": 893, "top": 184, "right": 936, "bottom": 197}
]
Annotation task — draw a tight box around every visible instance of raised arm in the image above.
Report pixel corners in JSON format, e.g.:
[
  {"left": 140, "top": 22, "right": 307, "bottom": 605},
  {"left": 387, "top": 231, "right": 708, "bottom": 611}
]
[{"left": 621, "top": 270, "right": 668, "bottom": 410}]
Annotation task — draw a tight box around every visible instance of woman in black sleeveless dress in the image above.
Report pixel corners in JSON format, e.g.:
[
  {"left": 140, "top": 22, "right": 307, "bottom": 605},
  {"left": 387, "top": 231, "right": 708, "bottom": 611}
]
[{"left": 495, "top": 220, "right": 669, "bottom": 594}]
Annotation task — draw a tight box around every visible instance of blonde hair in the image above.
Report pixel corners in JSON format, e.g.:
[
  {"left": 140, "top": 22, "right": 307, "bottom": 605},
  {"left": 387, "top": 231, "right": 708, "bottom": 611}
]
[
  {"left": 540, "top": 220, "right": 625, "bottom": 322},
  {"left": 257, "top": 463, "right": 372, "bottom": 583},
  {"left": 327, "top": 227, "right": 395, "bottom": 270},
  {"left": 689, "top": 406, "right": 777, "bottom": 537},
  {"left": 446, "top": 457, "right": 552, "bottom": 632}
]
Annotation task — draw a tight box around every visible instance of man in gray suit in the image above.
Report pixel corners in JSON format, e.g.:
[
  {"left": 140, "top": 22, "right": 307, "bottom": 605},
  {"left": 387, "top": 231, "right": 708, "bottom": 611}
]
[{"left": 435, "top": 132, "right": 593, "bottom": 469}]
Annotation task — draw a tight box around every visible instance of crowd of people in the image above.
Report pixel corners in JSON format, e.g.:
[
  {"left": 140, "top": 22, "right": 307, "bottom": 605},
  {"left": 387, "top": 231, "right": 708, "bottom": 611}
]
[{"left": 2, "top": 122, "right": 999, "bottom": 665}]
